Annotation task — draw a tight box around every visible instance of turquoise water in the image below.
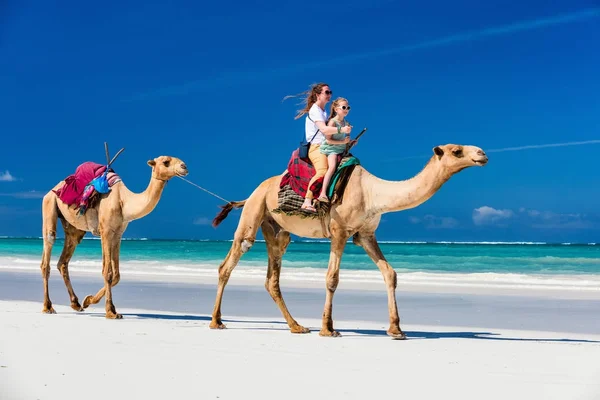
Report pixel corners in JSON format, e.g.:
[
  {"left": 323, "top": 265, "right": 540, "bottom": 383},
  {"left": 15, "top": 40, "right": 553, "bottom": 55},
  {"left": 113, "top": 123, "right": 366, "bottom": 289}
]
[{"left": 1, "top": 238, "right": 599, "bottom": 290}]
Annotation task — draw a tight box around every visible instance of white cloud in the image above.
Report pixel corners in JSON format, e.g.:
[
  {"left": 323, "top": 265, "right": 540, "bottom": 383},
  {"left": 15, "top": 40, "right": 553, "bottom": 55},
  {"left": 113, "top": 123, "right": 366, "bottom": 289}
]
[
  {"left": 473, "top": 206, "right": 514, "bottom": 226},
  {"left": 0, "top": 191, "right": 45, "bottom": 199},
  {"left": 0, "top": 171, "right": 18, "bottom": 182},
  {"left": 193, "top": 217, "right": 212, "bottom": 226}
]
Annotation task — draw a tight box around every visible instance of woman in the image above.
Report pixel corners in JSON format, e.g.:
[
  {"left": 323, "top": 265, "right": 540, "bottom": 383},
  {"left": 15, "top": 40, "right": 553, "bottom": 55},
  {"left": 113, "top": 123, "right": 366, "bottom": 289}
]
[{"left": 287, "top": 83, "right": 352, "bottom": 212}]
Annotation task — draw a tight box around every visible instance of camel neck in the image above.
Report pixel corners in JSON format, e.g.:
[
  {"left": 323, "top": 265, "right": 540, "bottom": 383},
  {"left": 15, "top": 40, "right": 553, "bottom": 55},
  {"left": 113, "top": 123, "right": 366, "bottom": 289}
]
[
  {"left": 121, "top": 175, "right": 167, "bottom": 222},
  {"left": 367, "top": 157, "right": 453, "bottom": 215}
]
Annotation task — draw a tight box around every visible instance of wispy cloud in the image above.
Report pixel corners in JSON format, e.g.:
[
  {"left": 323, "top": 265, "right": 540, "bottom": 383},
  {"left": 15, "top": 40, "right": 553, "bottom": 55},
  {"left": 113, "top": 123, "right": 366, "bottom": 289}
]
[
  {"left": 193, "top": 217, "right": 213, "bottom": 226},
  {"left": 0, "top": 205, "right": 38, "bottom": 216},
  {"left": 472, "top": 206, "right": 599, "bottom": 229},
  {"left": 487, "top": 140, "right": 600, "bottom": 153},
  {"left": 410, "top": 214, "right": 459, "bottom": 229},
  {"left": 0, "top": 191, "right": 45, "bottom": 199},
  {"left": 0, "top": 171, "right": 18, "bottom": 182},
  {"left": 388, "top": 139, "right": 600, "bottom": 162},
  {"left": 125, "top": 8, "right": 600, "bottom": 101},
  {"left": 519, "top": 207, "right": 598, "bottom": 230}
]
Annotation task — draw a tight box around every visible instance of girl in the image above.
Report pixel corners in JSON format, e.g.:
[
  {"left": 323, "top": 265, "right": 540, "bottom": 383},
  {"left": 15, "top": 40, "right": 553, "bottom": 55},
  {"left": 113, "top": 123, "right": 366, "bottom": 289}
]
[{"left": 316, "top": 97, "right": 352, "bottom": 203}]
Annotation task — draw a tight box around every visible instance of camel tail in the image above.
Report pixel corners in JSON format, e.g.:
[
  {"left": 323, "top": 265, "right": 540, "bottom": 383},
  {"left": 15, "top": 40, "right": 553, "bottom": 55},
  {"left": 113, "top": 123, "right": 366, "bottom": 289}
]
[{"left": 212, "top": 200, "right": 246, "bottom": 228}]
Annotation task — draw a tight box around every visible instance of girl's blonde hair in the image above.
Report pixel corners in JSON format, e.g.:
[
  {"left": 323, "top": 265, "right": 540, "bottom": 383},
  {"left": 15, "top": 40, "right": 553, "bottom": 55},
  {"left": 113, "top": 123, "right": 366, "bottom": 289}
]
[
  {"left": 328, "top": 97, "right": 348, "bottom": 123},
  {"left": 283, "top": 82, "right": 330, "bottom": 120}
]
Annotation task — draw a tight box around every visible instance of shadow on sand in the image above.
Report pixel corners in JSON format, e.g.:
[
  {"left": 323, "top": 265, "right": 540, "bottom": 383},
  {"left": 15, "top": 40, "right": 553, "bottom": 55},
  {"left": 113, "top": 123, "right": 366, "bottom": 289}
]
[
  {"left": 339, "top": 328, "right": 600, "bottom": 343},
  {"left": 119, "top": 312, "right": 288, "bottom": 326},
  {"left": 86, "top": 312, "right": 600, "bottom": 344}
]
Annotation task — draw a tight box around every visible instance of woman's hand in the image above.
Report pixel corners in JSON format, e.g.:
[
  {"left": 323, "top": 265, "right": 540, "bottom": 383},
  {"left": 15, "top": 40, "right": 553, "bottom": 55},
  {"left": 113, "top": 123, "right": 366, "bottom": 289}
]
[{"left": 341, "top": 125, "right": 352, "bottom": 134}]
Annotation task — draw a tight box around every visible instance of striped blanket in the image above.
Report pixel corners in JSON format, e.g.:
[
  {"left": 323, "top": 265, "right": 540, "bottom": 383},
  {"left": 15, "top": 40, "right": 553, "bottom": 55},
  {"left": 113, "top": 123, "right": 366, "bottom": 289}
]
[{"left": 273, "top": 150, "right": 359, "bottom": 216}]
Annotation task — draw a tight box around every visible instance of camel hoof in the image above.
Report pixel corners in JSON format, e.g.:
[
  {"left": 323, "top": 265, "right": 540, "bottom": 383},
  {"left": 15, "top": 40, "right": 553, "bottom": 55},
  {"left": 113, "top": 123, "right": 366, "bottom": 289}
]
[
  {"left": 388, "top": 331, "right": 407, "bottom": 340},
  {"left": 209, "top": 321, "right": 227, "bottom": 329},
  {"left": 82, "top": 295, "right": 93, "bottom": 309},
  {"left": 319, "top": 329, "right": 341, "bottom": 338},
  {"left": 290, "top": 325, "right": 310, "bottom": 334},
  {"left": 42, "top": 307, "right": 56, "bottom": 314},
  {"left": 71, "top": 302, "right": 84, "bottom": 312},
  {"left": 106, "top": 312, "right": 123, "bottom": 319}
]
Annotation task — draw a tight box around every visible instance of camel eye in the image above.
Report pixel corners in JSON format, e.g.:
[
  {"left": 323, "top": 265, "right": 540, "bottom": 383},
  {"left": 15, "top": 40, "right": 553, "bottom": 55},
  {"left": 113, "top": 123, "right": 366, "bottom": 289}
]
[
  {"left": 163, "top": 160, "right": 170, "bottom": 167},
  {"left": 452, "top": 148, "right": 463, "bottom": 157}
]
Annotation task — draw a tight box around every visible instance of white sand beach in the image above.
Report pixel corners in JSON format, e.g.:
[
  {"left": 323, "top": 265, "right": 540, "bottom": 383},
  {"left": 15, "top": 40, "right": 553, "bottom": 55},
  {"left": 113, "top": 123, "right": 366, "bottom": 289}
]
[{"left": 1, "top": 270, "right": 599, "bottom": 400}]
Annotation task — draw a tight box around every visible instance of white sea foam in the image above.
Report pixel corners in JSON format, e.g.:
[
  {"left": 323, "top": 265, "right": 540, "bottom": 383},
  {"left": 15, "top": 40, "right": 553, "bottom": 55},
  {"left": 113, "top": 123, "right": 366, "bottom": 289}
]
[{"left": 2, "top": 256, "right": 599, "bottom": 292}]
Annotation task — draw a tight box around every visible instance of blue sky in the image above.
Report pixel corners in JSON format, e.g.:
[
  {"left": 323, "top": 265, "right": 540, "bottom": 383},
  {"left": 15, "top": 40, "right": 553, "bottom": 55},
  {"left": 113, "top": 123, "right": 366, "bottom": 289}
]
[{"left": 1, "top": 0, "right": 599, "bottom": 243}]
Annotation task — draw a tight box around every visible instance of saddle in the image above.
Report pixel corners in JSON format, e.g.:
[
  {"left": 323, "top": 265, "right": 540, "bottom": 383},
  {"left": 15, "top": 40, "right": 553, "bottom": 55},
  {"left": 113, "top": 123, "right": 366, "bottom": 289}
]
[
  {"left": 272, "top": 149, "right": 360, "bottom": 219},
  {"left": 53, "top": 162, "right": 122, "bottom": 215}
]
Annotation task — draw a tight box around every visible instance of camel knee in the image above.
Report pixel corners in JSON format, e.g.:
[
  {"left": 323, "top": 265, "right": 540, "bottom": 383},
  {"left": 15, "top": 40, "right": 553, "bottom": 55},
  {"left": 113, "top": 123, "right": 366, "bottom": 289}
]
[
  {"left": 265, "top": 278, "right": 281, "bottom": 298},
  {"left": 326, "top": 273, "right": 339, "bottom": 292},
  {"left": 46, "top": 231, "right": 56, "bottom": 245},
  {"left": 217, "top": 263, "right": 233, "bottom": 284},
  {"left": 384, "top": 268, "right": 397, "bottom": 288},
  {"left": 58, "top": 263, "right": 68, "bottom": 275},
  {"left": 103, "top": 270, "right": 114, "bottom": 285},
  {"left": 112, "top": 273, "right": 121, "bottom": 286},
  {"left": 241, "top": 239, "right": 254, "bottom": 253}
]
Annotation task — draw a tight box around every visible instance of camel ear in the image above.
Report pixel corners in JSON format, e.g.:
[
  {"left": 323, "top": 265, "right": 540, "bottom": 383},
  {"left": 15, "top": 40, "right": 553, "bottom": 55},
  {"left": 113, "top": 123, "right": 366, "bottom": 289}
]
[
  {"left": 433, "top": 146, "right": 444, "bottom": 158},
  {"left": 147, "top": 160, "right": 156, "bottom": 167}
]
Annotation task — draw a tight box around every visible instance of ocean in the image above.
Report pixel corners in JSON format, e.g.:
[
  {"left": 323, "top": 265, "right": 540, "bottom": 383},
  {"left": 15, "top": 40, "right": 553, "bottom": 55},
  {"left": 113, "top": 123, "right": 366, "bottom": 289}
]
[{"left": 1, "top": 237, "right": 598, "bottom": 291}]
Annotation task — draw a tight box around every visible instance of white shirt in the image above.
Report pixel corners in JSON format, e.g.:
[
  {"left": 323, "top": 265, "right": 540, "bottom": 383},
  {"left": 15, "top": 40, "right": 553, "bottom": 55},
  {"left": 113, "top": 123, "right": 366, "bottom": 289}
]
[{"left": 305, "top": 103, "right": 327, "bottom": 145}]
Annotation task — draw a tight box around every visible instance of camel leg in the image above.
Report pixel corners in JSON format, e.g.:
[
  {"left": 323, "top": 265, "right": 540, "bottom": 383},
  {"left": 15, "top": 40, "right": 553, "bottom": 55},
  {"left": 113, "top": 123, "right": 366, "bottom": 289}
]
[
  {"left": 40, "top": 193, "right": 58, "bottom": 314},
  {"left": 82, "top": 231, "right": 122, "bottom": 319},
  {"left": 57, "top": 220, "right": 86, "bottom": 311},
  {"left": 319, "top": 232, "right": 348, "bottom": 337},
  {"left": 261, "top": 221, "right": 309, "bottom": 334},
  {"left": 354, "top": 232, "right": 405, "bottom": 339},
  {"left": 210, "top": 201, "right": 264, "bottom": 329}
]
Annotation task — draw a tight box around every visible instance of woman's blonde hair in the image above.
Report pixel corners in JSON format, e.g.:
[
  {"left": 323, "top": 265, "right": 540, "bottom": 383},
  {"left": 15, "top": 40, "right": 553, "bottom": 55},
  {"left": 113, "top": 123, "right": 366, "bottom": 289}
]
[{"left": 283, "top": 82, "right": 330, "bottom": 120}]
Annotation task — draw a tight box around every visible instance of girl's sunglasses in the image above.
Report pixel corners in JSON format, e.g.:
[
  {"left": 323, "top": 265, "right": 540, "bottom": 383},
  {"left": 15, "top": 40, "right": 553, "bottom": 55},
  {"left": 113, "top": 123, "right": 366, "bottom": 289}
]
[{"left": 339, "top": 105, "right": 351, "bottom": 110}]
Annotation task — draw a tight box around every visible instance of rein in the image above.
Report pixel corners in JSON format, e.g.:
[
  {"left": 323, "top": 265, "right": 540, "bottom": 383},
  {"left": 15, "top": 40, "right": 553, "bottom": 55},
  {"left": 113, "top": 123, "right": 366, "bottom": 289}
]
[{"left": 176, "top": 175, "right": 231, "bottom": 204}]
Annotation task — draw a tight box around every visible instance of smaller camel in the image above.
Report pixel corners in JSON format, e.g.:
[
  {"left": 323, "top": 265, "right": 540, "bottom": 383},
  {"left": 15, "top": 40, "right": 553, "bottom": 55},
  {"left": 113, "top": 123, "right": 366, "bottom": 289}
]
[
  {"left": 211, "top": 144, "right": 488, "bottom": 338},
  {"left": 40, "top": 155, "right": 188, "bottom": 319}
]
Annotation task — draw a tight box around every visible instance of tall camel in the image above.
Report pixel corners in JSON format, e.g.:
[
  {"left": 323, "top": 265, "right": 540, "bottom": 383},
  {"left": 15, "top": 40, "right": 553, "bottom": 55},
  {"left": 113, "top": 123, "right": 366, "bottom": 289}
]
[
  {"left": 40, "top": 155, "right": 188, "bottom": 319},
  {"left": 210, "top": 144, "right": 488, "bottom": 338}
]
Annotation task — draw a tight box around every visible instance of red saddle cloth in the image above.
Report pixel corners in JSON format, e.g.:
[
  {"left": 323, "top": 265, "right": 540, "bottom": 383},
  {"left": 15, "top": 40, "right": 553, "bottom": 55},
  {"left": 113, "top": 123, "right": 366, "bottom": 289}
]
[
  {"left": 280, "top": 150, "right": 342, "bottom": 197},
  {"left": 53, "top": 162, "right": 107, "bottom": 206}
]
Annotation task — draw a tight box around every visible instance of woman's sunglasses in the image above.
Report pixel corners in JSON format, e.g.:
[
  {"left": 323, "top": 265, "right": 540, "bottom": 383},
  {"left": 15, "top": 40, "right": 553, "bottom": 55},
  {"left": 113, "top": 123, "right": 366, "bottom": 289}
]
[
  {"left": 338, "top": 105, "right": 351, "bottom": 110},
  {"left": 322, "top": 90, "right": 332, "bottom": 95}
]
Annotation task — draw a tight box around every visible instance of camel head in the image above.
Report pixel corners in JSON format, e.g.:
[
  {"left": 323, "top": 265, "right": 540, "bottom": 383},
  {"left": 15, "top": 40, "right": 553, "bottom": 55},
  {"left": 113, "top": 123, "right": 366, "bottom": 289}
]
[
  {"left": 147, "top": 156, "right": 188, "bottom": 180},
  {"left": 432, "top": 144, "right": 488, "bottom": 173}
]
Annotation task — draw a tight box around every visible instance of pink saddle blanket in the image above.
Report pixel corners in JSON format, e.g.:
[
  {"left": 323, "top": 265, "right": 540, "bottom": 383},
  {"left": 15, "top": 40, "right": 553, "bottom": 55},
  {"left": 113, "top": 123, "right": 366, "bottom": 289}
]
[{"left": 53, "top": 162, "right": 120, "bottom": 207}]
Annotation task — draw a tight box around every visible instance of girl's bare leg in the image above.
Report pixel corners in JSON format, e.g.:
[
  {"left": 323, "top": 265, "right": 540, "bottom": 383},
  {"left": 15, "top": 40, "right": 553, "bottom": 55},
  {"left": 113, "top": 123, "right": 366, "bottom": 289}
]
[{"left": 318, "top": 154, "right": 338, "bottom": 200}]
